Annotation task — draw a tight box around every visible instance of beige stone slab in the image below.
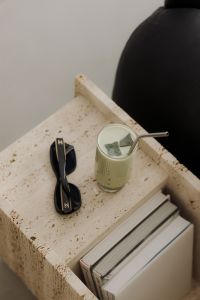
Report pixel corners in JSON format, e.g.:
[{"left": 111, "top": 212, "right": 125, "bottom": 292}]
[{"left": 0, "top": 74, "right": 199, "bottom": 299}]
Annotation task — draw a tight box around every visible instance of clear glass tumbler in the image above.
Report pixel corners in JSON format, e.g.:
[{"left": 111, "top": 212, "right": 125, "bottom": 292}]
[{"left": 95, "top": 123, "right": 137, "bottom": 192}]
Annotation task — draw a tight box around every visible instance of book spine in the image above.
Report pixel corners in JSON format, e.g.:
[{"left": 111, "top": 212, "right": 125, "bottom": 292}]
[
  {"left": 93, "top": 270, "right": 104, "bottom": 300},
  {"left": 80, "top": 260, "right": 97, "bottom": 295},
  {"left": 101, "top": 287, "right": 111, "bottom": 300},
  {"left": 107, "top": 290, "right": 114, "bottom": 300}
]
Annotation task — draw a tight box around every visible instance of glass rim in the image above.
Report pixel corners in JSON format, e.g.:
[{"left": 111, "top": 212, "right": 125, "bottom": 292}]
[{"left": 97, "top": 123, "right": 137, "bottom": 160}]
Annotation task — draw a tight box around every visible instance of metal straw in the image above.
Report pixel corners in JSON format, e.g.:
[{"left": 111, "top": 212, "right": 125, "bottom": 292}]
[{"left": 128, "top": 131, "right": 169, "bottom": 155}]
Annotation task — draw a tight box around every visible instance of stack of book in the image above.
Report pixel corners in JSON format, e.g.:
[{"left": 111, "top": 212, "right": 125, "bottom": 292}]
[{"left": 80, "top": 191, "right": 193, "bottom": 300}]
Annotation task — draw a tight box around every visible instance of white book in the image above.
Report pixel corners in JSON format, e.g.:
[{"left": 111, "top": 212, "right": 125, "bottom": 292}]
[
  {"left": 80, "top": 191, "right": 170, "bottom": 294},
  {"left": 100, "top": 214, "right": 177, "bottom": 300},
  {"left": 102, "top": 216, "right": 193, "bottom": 300},
  {"left": 92, "top": 200, "right": 178, "bottom": 299}
]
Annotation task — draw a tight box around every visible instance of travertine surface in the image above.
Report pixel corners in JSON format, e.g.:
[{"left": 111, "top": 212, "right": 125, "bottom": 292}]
[{"left": 0, "top": 74, "right": 199, "bottom": 299}]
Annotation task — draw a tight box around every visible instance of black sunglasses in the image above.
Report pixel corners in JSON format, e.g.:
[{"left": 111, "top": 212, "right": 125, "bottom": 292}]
[{"left": 50, "top": 138, "right": 81, "bottom": 214}]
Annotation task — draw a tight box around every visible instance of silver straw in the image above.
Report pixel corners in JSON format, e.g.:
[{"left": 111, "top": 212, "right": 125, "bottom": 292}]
[{"left": 128, "top": 131, "right": 169, "bottom": 155}]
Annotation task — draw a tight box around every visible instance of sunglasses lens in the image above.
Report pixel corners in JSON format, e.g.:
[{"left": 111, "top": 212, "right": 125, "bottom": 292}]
[
  {"left": 65, "top": 147, "right": 76, "bottom": 175},
  {"left": 54, "top": 182, "right": 81, "bottom": 214},
  {"left": 68, "top": 183, "right": 81, "bottom": 211}
]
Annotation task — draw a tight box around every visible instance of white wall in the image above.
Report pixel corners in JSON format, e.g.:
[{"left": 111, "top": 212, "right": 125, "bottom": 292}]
[{"left": 0, "top": 0, "right": 163, "bottom": 150}]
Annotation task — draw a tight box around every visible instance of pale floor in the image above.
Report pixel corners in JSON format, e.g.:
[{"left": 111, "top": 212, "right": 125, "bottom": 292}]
[{"left": 0, "top": 258, "right": 36, "bottom": 300}]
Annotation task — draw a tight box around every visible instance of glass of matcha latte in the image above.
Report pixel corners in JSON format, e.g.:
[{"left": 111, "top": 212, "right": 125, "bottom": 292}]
[{"left": 95, "top": 123, "right": 137, "bottom": 192}]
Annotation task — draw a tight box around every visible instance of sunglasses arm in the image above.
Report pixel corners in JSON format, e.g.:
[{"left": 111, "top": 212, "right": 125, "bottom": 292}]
[{"left": 55, "top": 139, "right": 72, "bottom": 213}]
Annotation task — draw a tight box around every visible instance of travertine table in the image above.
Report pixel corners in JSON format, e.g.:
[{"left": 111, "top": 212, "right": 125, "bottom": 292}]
[{"left": 0, "top": 75, "right": 200, "bottom": 300}]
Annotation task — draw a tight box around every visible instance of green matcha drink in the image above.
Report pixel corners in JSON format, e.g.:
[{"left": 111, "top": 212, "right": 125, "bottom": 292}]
[{"left": 95, "top": 124, "right": 137, "bottom": 192}]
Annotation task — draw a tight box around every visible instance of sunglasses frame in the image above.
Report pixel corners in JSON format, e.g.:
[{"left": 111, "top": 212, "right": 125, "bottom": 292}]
[{"left": 50, "top": 138, "right": 81, "bottom": 214}]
